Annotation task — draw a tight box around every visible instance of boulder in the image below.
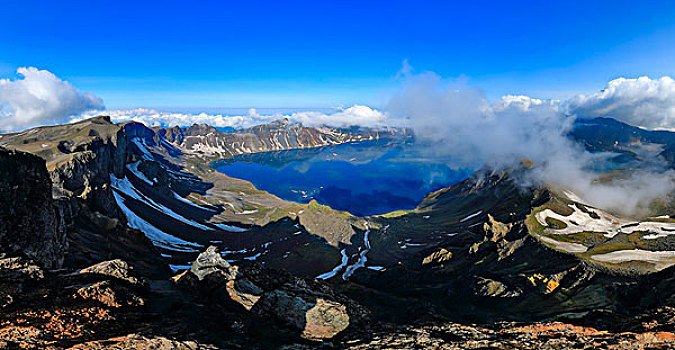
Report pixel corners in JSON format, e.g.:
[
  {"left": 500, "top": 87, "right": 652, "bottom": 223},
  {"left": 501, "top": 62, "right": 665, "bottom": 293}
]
[
  {"left": 225, "top": 278, "right": 264, "bottom": 311},
  {"left": 173, "top": 246, "right": 262, "bottom": 311},
  {"left": 79, "top": 259, "right": 147, "bottom": 287},
  {"left": 72, "top": 280, "right": 144, "bottom": 308},
  {"left": 255, "top": 289, "right": 350, "bottom": 340},
  {"left": 189, "top": 246, "right": 241, "bottom": 281}
]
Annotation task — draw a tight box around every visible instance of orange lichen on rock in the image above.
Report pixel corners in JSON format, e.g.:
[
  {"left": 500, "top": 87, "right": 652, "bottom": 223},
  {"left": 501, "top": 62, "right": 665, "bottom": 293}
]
[
  {"left": 0, "top": 306, "right": 113, "bottom": 344},
  {"left": 504, "top": 322, "right": 604, "bottom": 337},
  {"left": 633, "top": 331, "right": 675, "bottom": 343}
]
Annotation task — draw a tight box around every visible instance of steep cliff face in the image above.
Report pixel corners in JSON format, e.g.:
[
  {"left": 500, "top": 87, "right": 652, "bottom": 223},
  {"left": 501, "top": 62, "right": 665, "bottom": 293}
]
[
  {"left": 0, "top": 116, "right": 127, "bottom": 219},
  {"left": 0, "top": 147, "right": 67, "bottom": 268},
  {"left": 0, "top": 117, "right": 167, "bottom": 277}
]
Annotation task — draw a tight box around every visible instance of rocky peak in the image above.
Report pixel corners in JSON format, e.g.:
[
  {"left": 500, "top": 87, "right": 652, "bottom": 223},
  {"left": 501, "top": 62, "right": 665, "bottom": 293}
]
[
  {"left": 185, "top": 123, "right": 219, "bottom": 136},
  {"left": 268, "top": 117, "right": 293, "bottom": 128},
  {"left": 88, "top": 115, "right": 113, "bottom": 124}
]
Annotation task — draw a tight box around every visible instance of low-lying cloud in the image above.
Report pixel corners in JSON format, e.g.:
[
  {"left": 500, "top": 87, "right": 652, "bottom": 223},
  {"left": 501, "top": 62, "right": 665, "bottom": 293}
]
[
  {"left": 0, "top": 67, "right": 104, "bottom": 132},
  {"left": 566, "top": 76, "right": 675, "bottom": 130},
  {"left": 79, "top": 105, "right": 387, "bottom": 130},
  {"left": 387, "top": 71, "right": 675, "bottom": 216}
]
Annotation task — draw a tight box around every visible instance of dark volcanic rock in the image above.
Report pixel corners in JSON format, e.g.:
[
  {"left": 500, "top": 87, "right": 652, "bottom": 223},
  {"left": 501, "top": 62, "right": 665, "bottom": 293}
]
[
  {"left": 0, "top": 147, "right": 67, "bottom": 268},
  {"left": 343, "top": 321, "right": 675, "bottom": 349},
  {"left": 174, "top": 246, "right": 368, "bottom": 341},
  {"left": 0, "top": 118, "right": 169, "bottom": 277},
  {"left": 0, "top": 256, "right": 44, "bottom": 309},
  {"left": 0, "top": 256, "right": 152, "bottom": 348}
]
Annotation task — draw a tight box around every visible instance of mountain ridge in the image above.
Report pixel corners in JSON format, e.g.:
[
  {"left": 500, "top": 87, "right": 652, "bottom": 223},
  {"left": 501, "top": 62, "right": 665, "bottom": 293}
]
[{"left": 2, "top": 116, "right": 675, "bottom": 348}]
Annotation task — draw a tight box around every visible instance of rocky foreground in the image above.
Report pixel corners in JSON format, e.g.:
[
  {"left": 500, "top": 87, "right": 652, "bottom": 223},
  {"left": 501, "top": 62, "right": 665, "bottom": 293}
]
[{"left": 2, "top": 250, "right": 675, "bottom": 349}]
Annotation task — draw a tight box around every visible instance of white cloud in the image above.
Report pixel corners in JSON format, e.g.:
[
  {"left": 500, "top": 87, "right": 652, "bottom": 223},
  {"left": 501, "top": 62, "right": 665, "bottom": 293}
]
[
  {"left": 0, "top": 67, "right": 104, "bottom": 132},
  {"left": 565, "top": 76, "right": 675, "bottom": 130},
  {"left": 493, "top": 95, "right": 559, "bottom": 112},
  {"left": 78, "top": 108, "right": 275, "bottom": 129},
  {"left": 78, "top": 105, "right": 389, "bottom": 130},
  {"left": 387, "top": 71, "right": 675, "bottom": 215},
  {"left": 289, "top": 105, "right": 387, "bottom": 127}
]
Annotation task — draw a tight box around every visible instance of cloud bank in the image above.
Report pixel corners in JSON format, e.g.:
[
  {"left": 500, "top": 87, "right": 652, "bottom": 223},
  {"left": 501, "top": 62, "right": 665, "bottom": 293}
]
[
  {"left": 78, "top": 105, "right": 388, "bottom": 130},
  {"left": 566, "top": 76, "right": 675, "bottom": 130},
  {"left": 93, "top": 75, "right": 675, "bottom": 133},
  {"left": 387, "top": 72, "right": 675, "bottom": 215},
  {"left": 0, "top": 67, "right": 104, "bottom": 132}
]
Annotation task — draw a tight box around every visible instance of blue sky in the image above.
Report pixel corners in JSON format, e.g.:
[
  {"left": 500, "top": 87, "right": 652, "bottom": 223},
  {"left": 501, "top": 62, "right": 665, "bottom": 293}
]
[{"left": 2, "top": 0, "right": 675, "bottom": 109}]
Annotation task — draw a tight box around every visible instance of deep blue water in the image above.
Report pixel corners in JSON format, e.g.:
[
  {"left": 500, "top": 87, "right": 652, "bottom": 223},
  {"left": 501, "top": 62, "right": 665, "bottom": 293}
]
[{"left": 213, "top": 140, "right": 473, "bottom": 216}]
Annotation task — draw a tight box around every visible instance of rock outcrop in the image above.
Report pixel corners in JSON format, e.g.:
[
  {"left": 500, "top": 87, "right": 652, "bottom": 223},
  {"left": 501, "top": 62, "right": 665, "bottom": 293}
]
[
  {"left": 172, "top": 246, "right": 262, "bottom": 311},
  {"left": 0, "top": 118, "right": 170, "bottom": 278},
  {"left": 0, "top": 147, "right": 67, "bottom": 268},
  {"left": 0, "top": 256, "right": 44, "bottom": 309},
  {"left": 173, "top": 246, "right": 367, "bottom": 340},
  {"left": 256, "top": 288, "right": 351, "bottom": 340},
  {"left": 68, "top": 334, "right": 218, "bottom": 349},
  {"left": 344, "top": 321, "right": 675, "bottom": 349},
  {"left": 0, "top": 256, "right": 149, "bottom": 348},
  {"left": 79, "top": 259, "right": 148, "bottom": 288},
  {"left": 422, "top": 248, "right": 453, "bottom": 265}
]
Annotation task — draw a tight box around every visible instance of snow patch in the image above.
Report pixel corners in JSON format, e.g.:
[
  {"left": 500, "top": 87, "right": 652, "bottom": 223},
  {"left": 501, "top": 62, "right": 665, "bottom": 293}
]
[
  {"left": 126, "top": 161, "right": 153, "bottom": 186},
  {"left": 460, "top": 210, "right": 483, "bottom": 223},
  {"left": 366, "top": 266, "right": 385, "bottom": 271},
  {"left": 111, "top": 174, "right": 214, "bottom": 231},
  {"left": 112, "top": 189, "right": 201, "bottom": 253},
  {"left": 342, "top": 225, "right": 371, "bottom": 279},
  {"left": 535, "top": 203, "right": 675, "bottom": 239},
  {"left": 591, "top": 249, "right": 675, "bottom": 271},
  {"left": 171, "top": 191, "right": 215, "bottom": 211},
  {"left": 538, "top": 236, "right": 588, "bottom": 253},
  {"left": 238, "top": 209, "right": 259, "bottom": 215},
  {"left": 213, "top": 223, "right": 249, "bottom": 232},
  {"left": 131, "top": 138, "right": 154, "bottom": 160},
  {"left": 244, "top": 252, "right": 262, "bottom": 261},
  {"left": 316, "top": 249, "right": 349, "bottom": 280}
]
